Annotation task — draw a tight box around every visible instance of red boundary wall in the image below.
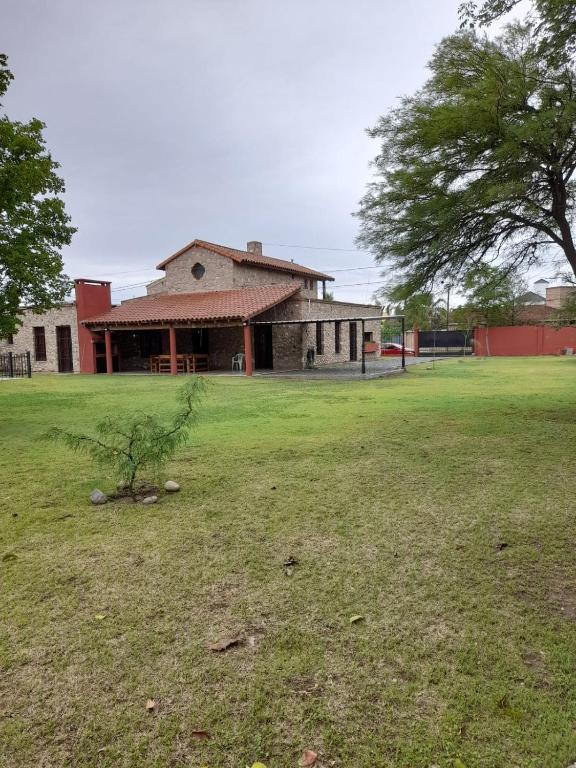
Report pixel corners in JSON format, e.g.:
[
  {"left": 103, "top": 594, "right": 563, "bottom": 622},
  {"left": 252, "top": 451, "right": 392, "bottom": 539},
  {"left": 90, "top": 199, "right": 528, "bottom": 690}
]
[
  {"left": 74, "top": 280, "right": 112, "bottom": 373},
  {"left": 474, "top": 325, "right": 576, "bottom": 356}
]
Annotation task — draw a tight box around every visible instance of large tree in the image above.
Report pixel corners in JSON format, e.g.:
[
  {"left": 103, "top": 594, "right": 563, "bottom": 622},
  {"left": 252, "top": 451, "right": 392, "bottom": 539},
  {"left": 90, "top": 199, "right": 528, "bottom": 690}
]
[
  {"left": 0, "top": 54, "right": 75, "bottom": 338},
  {"left": 450, "top": 263, "right": 525, "bottom": 326},
  {"left": 356, "top": 22, "right": 576, "bottom": 297},
  {"left": 459, "top": 0, "right": 576, "bottom": 56}
]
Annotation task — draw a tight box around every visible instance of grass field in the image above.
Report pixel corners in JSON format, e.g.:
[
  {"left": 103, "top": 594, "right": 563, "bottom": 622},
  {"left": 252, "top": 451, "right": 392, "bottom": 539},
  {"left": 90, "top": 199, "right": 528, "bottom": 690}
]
[{"left": 2, "top": 358, "right": 576, "bottom": 768}]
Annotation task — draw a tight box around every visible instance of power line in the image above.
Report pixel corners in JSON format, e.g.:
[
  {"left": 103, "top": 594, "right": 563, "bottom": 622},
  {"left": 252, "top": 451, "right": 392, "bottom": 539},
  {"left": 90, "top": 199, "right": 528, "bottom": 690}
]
[
  {"left": 111, "top": 281, "right": 150, "bottom": 292},
  {"left": 263, "top": 242, "right": 365, "bottom": 254},
  {"left": 332, "top": 279, "right": 389, "bottom": 288}
]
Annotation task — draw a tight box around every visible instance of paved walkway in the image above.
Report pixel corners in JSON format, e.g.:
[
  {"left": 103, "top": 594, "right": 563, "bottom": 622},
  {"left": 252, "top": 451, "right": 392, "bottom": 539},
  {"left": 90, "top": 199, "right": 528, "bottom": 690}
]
[{"left": 253, "top": 356, "right": 436, "bottom": 380}]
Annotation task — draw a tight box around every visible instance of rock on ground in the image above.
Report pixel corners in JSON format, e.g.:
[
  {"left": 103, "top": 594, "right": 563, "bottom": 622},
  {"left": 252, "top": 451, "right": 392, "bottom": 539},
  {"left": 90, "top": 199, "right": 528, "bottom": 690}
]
[
  {"left": 142, "top": 495, "right": 158, "bottom": 505},
  {"left": 164, "top": 480, "right": 180, "bottom": 492},
  {"left": 90, "top": 489, "right": 107, "bottom": 505}
]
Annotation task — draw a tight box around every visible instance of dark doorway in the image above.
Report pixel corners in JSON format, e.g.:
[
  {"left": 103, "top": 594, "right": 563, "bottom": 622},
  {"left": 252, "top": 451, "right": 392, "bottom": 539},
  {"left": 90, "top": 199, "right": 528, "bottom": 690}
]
[
  {"left": 349, "top": 322, "right": 357, "bottom": 361},
  {"left": 254, "top": 325, "right": 273, "bottom": 369},
  {"left": 56, "top": 325, "right": 74, "bottom": 372}
]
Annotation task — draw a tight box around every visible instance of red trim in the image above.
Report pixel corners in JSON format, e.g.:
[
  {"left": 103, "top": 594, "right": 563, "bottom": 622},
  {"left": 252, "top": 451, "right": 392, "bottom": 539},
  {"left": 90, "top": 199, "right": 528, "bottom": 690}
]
[
  {"left": 74, "top": 280, "right": 112, "bottom": 373},
  {"left": 169, "top": 327, "right": 178, "bottom": 375},
  {"left": 243, "top": 325, "right": 253, "bottom": 377},
  {"left": 104, "top": 330, "right": 113, "bottom": 374}
]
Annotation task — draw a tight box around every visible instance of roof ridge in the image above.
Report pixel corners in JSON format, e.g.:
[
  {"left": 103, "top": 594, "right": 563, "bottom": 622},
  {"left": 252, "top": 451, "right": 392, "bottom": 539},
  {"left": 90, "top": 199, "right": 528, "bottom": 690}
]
[{"left": 156, "top": 239, "right": 334, "bottom": 281}]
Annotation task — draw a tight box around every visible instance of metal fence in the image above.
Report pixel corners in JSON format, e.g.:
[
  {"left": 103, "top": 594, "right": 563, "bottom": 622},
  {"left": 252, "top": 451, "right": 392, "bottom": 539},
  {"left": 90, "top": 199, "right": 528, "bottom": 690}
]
[
  {"left": 0, "top": 352, "right": 32, "bottom": 378},
  {"left": 418, "top": 329, "right": 473, "bottom": 356}
]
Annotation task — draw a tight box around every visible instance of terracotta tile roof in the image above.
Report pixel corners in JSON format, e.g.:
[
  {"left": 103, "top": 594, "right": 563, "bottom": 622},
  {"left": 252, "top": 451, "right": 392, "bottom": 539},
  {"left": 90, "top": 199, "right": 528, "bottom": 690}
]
[
  {"left": 156, "top": 239, "right": 335, "bottom": 281},
  {"left": 82, "top": 284, "right": 300, "bottom": 327}
]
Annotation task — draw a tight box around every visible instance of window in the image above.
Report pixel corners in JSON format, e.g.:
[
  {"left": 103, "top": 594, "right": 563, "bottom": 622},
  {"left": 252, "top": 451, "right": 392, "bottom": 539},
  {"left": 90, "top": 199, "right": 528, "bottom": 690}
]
[
  {"left": 33, "top": 326, "right": 46, "bottom": 361},
  {"left": 191, "top": 262, "right": 205, "bottom": 279},
  {"left": 316, "top": 322, "right": 324, "bottom": 355},
  {"left": 334, "top": 321, "right": 341, "bottom": 353},
  {"left": 363, "top": 331, "right": 374, "bottom": 342},
  {"left": 6, "top": 333, "right": 13, "bottom": 345}
]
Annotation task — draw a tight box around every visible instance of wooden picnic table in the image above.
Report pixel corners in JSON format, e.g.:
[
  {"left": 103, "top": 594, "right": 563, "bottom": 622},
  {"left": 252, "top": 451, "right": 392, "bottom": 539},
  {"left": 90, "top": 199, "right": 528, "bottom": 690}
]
[{"left": 149, "top": 354, "right": 209, "bottom": 374}]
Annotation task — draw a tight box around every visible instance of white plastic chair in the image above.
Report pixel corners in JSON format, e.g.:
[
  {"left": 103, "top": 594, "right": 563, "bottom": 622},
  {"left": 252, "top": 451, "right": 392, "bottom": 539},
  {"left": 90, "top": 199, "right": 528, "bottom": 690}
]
[{"left": 232, "top": 352, "right": 245, "bottom": 371}]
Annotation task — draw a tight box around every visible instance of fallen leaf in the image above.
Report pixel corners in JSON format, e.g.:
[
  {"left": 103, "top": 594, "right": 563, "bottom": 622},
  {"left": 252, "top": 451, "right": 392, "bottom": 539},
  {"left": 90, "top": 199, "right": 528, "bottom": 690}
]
[
  {"left": 250, "top": 763, "right": 268, "bottom": 768},
  {"left": 191, "top": 730, "right": 210, "bottom": 740},
  {"left": 299, "top": 750, "right": 317, "bottom": 767},
  {"left": 283, "top": 556, "right": 298, "bottom": 567},
  {"left": 94, "top": 614, "right": 106, "bottom": 620},
  {"left": 209, "top": 635, "right": 242, "bottom": 652},
  {"left": 145, "top": 699, "right": 157, "bottom": 711},
  {"left": 2, "top": 552, "right": 17, "bottom": 562},
  {"left": 349, "top": 614, "right": 364, "bottom": 624}
]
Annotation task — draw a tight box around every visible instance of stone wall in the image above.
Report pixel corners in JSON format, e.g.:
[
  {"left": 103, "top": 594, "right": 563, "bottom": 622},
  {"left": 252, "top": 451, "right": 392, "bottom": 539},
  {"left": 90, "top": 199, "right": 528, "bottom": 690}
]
[
  {"left": 153, "top": 246, "right": 235, "bottom": 294},
  {"left": 253, "top": 297, "right": 381, "bottom": 368},
  {"left": 272, "top": 324, "right": 303, "bottom": 370},
  {"left": 209, "top": 326, "right": 244, "bottom": 370},
  {"left": 147, "top": 244, "right": 321, "bottom": 299},
  {"left": 0, "top": 304, "right": 80, "bottom": 373},
  {"left": 146, "top": 277, "right": 167, "bottom": 295},
  {"left": 232, "top": 262, "right": 316, "bottom": 298}
]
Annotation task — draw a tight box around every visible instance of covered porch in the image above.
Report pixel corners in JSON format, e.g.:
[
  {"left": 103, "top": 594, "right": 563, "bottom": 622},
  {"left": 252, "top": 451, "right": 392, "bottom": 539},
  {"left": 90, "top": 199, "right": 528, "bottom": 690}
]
[
  {"left": 81, "top": 284, "right": 302, "bottom": 377},
  {"left": 89, "top": 324, "right": 257, "bottom": 376}
]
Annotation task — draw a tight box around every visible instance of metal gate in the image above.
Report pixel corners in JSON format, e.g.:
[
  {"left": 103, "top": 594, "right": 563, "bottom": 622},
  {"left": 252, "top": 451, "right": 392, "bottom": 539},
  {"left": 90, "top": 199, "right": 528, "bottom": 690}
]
[
  {"left": 418, "top": 329, "right": 473, "bottom": 356},
  {"left": 0, "top": 352, "right": 32, "bottom": 378}
]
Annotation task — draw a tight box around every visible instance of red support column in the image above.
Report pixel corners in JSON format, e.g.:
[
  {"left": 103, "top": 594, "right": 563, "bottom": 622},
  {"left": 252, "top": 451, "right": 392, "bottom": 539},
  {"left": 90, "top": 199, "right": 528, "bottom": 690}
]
[
  {"left": 169, "top": 326, "right": 178, "bottom": 375},
  {"left": 413, "top": 326, "right": 419, "bottom": 357},
  {"left": 243, "top": 324, "right": 253, "bottom": 377},
  {"left": 104, "top": 329, "right": 113, "bottom": 374}
]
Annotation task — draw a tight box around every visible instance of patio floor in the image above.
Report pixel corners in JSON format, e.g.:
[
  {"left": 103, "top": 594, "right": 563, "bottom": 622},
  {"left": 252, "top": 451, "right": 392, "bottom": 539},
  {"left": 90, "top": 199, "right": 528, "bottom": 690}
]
[
  {"left": 111, "top": 357, "right": 445, "bottom": 380},
  {"left": 252, "top": 356, "right": 439, "bottom": 380}
]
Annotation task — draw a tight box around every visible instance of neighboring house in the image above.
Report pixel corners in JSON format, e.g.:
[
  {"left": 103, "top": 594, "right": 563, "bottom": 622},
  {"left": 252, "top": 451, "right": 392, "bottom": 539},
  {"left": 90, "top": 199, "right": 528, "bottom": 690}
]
[
  {"left": 0, "top": 239, "right": 381, "bottom": 375},
  {"left": 516, "top": 280, "right": 576, "bottom": 323}
]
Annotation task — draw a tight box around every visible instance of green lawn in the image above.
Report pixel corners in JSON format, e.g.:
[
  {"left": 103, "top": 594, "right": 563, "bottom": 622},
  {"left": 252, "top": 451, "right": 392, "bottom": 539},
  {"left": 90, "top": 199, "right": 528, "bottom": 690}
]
[{"left": 2, "top": 359, "right": 576, "bottom": 768}]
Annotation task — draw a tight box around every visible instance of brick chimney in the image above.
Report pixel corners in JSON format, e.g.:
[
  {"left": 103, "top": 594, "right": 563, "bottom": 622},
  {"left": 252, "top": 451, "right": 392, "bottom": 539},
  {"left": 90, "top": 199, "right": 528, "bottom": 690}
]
[{"left": 247, "top": 240, "right": 262, "bottom": 256}]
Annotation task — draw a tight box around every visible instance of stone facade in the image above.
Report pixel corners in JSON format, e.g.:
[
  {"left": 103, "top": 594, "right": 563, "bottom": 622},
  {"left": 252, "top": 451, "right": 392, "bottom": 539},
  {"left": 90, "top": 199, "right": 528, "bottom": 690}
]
[
  {"left": 0, "top": 304, "right": 79, "bottom": 373},
  {"left": 147, "top": 244, "right": 319, "bottom": 299},
  {"left": 209, "top": 326, "right": 244, "bottom": 370},
  {"left": 254, "top": 297, "right": 381, "bottom": 368}
]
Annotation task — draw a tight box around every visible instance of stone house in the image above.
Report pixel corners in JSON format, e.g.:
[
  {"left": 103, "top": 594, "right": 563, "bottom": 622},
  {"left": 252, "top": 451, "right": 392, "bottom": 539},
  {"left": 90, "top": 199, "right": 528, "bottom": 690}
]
[{"left": 0, "top": 238, "right": 382, "bottom": 375}]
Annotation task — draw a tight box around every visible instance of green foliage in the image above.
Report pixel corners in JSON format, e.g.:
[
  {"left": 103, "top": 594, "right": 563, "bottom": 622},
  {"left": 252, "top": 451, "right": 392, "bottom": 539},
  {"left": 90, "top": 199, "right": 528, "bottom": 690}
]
[
  {"left": 356, "top": 23, "right": 576, "bottom": 297},
  {"left": 453, "top": 264, "right": 525, "bottom": 326},
  {"left": 47, "top": 377, "right": 207, "bottom": 494},
  {"left": 0, "top": 53, "right": 75, "bottom": 338},
  {"left": 323, "top": 290, "right": 334, "bottom": 301},
  {"left": 459, "top": 0, "right": 576, "bottom": 58},
  {"left": 381, "top": 288, "right": 447, "bottom": 329},
  {"left": 551, "top": 287, "right": 576, "bottom": 325}
]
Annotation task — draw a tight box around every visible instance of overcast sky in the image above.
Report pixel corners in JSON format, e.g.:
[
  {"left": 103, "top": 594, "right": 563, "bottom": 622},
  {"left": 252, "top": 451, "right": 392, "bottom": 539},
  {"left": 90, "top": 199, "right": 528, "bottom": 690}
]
[{"left": 3, "top": 0, "right": 528, "bottom": 304}]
